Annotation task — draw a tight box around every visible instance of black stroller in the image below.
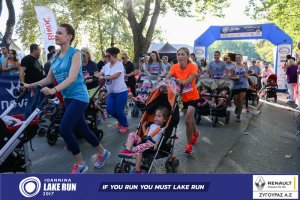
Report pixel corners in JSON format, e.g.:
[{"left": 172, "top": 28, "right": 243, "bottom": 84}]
[
  {"left": 114, "top": 79, "right": 180, "bottom": 173},
  {"left": 46, "top": 85, "right": 104, "bottom": 145},
  {"left": 195, "top": 78, "right": 233, "bottom": 127},
  {"left": 0, "top": 89, "right": 49, "bottom": 173}
]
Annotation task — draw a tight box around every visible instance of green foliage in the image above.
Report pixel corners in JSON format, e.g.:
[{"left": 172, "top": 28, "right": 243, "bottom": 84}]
[
  {"left": 16, "top": 0, "right": 230, "bottom": 63},
  {"left": 208, "top": 40, "right": 262, "bottom": 61},
  {"left": 246, "top": 0, "right": 300, "bottom": 52},
  {"left": 254, "top": 40, "right": 274, "bottom": 63}
]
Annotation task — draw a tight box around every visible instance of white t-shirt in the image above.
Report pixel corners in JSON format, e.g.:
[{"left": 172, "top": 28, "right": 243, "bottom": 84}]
[
  {"left": 147, "top": 123, "right": 164, "bottom": 144},
  {"left": 101, "top": 61, "right": 128, "bottom": 93}
]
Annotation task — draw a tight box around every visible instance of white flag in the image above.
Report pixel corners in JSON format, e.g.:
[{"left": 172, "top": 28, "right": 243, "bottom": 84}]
[{"left": 34, "top": 6, "right": 57, "bottom": 55}]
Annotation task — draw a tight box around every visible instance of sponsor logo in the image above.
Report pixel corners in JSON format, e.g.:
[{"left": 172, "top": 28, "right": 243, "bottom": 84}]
[
  {"left": 6, "top": 81, "right": 20, "bottom": 98},
  {"left": 195, "top": 49, "right": 204, "bottom": 55},
  {"left": 19, "top": 176, "right": 41, "bottom": 198},
  {"left": 253, "top": 175, "right": 298, "bottom": 199},
  {"left": 255, "top": 176, "right": 266, "bottom": 190},
  {"left": 222, "top": 27, "right": 229, "bottom": 33},
  {"left": 279, "top": 47, "right": 290, "bottom": 54},
  {"left": 19, "top": 177, "right": 77, "bottom": 197}
]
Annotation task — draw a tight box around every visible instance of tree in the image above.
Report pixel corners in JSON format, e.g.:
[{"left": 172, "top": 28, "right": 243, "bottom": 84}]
[
  {"left": 245, "top": 0, "right": 300, "bottom": 51},
  {"left": 17, "top": 0, "right": 230, "bottom": 64},
  {"left": 208, "top": 40, "right": 262, "bottom": 61},
  {"left": 254, "top": 40, "right": 274, "bottom": 63},
  {"left": 1, "top": 0, "right": 15, "bottom": 47}
]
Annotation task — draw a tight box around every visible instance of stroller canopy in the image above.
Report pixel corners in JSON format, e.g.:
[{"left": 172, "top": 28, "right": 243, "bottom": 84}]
[{"left": 266, "top": 74, "right": 277, "bottom": 82}]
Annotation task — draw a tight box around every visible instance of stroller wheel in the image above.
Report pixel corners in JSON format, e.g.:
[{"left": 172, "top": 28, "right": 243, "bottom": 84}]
[
  {"left": 196, "top": 113, "right": 201, "bottom": 125},
  {"left": 225, "top": 111, "right": 230, "bottom": 124},
  {"left": 257, "top": 97, "right": 259, "bottom": 105},
  {"left": 134, "top": 110, "right": 139, "bottom": 118},
  {"left": 274, "top": 95, "right": 277, "bottom": 103},
  {"left": 165, "top": 157, "right": 179, "bottom": 173},
  {"left": 131, "top": 110, "right": 135, "bottom": 118},
  {"left": 114, "top": 161, "right": 131, "bottom": 173},
  {"left": 212, "top": 116, "right": 218, "bottom": 127},
  {"left": 37, "top": 128, "right": 46, "bottom": 137},
  {"left": 94, "top": 129, "right": 103, "bottom": 142},
  {"left": 47, "top": 134, "right": 57, "bottom": 145}
]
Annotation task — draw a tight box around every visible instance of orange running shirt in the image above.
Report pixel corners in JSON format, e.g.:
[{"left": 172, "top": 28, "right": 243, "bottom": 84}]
[{"left": 169, "top": 62, "right": 199, "bottom": 102}]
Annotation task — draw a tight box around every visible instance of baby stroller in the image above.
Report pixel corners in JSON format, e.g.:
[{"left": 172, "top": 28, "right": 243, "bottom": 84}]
[
  {"left": 46, "top": 84, "right": 104, "bottom": 145},
  {"left": 248, "top": 74, "right": 259, "bottom": 105},
  {"left": 130, "top": 79, "right": 153, "bottom": 118},
  {"left": 0, "top": 89, "right": 49, "bottom": 173},
  {"left": 195, "top": 78, "right": 233, "bottom": 127},
  {"left": 114, "top": 79, "right": 180, "bottom": 173},
  {"left": 261, "top": 74, "right": 277, "bottom": 102}
]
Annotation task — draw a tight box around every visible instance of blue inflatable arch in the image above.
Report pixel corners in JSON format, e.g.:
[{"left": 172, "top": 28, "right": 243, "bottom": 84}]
[{"left": 194, "top": 23, "right": 293, "bottom": 90}]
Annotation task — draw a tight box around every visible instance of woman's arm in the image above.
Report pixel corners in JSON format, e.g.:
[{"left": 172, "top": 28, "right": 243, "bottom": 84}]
[
  {"left": 182, "top": 73, "right": 196, "bottom": 85},
  {"left": 102, "top": 71, "right": 121, "bottom": 80}
]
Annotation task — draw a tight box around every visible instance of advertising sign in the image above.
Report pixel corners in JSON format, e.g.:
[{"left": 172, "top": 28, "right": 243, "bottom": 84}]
[{"left": 220, "top": 25, "right": 262, "bottom": 38}]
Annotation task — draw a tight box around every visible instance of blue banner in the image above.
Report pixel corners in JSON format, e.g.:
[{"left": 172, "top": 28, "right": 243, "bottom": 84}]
[
  {"left": 0, "top": 75, "right": 28, "bottom": 115},
  {"left": 1, "top": 174, "right": 298, "bottom": 200}
]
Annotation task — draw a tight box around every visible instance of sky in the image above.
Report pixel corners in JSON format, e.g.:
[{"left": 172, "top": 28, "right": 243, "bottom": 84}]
[{"left": 0, "top": 0, "right": 262, "bottom": 51}]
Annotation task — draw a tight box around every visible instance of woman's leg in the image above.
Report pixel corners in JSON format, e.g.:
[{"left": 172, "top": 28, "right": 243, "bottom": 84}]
[
  {"left": 185, "top": 106, "right": 196, "bottom": 145},
  {"left": 106, "top": 93, "right": 117, "bottom": 118},
  {"left": 59, "top": 99, "right": 88, "bottom": 165},
  {"left": 237, "top": 92, "right": 246, "bottom": 116},
  {"left": 233, "top": 94, "right": 239, "bottom": 113},
  {"left": 115, "top": 91, "right": 129, "bottom": 127}
]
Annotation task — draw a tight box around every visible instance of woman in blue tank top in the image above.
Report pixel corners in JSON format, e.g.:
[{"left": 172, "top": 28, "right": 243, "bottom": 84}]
[
  {"left": 231, "top": 54, "right": 249, "bottom": 122},
  {"left": 22, "top": 24, "right": 110, "bottom": 174}
]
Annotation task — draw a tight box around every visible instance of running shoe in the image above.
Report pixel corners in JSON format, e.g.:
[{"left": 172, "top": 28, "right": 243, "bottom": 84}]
[
  {"left": 115, "top": 123, "right": 121, "bottom": 129},
  {"left": 118, "top": 149, "right": 133, "bottom": 158},
  {"left": 71, "top": 162, "right": 88, "bottom": 174},
  {"left": 94, "top": 149, "right": 111, "bottom": 169},
  {"left": 191, "top": 130, "right": 200, "bottom": 145},
  {"left": 246, "top": 107, "right": 250, "bottom": 113},
  {"left": 185, "top": 144, "right": 192, "bottom": 154},
  {"left": 119, "top": 126, "right": 129, "bottom": 133}
]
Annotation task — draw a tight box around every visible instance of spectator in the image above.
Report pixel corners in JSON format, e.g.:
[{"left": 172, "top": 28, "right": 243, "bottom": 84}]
[
  {"left": 97, "top": 47, "right": 129, "bottom": 133},
  {"left": 97, "top": 54, "right": 107, "bottom": 72},
  {"left": 166, "top": 47, "right": 200, "bottom": 154},
  {"left": 44, "top": 52, "right": 55, "bottom": 76},
  {"left": 1, "top": 46, "right": 9, "bottom": 75},
  {"left": 122, "top": 53, "right": 136, "bottom": 97},
  {"left": 261, "top": 65, "right": 273, "bottom": 85},
  {"left": 286, "top": 59, "right": 298, "bottom": 103},
  {"left": 207, "top": 50, "right": 227, "bottom": 78},
  {"left": 48, "top": 45, "right": 56, "bottom": 54},
  {"left": 19, "top": 44, "right": 45, "bottom": 119},
  {"left": 81, "top": 48, "right": 98, "bottom": 90},
  {"left": 2, "top": 49, "right": 20, "bottom": 75},
  {"left": 190, "top": 53, "right": 201, "bottom": 74},
  {"left": 22, "top": 24, "right": 110, "bottom": 174}
]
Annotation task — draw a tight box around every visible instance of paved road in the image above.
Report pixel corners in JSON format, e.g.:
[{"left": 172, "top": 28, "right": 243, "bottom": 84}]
[{"left": 28, "top": 93, "right": 300, "bottom": 174}]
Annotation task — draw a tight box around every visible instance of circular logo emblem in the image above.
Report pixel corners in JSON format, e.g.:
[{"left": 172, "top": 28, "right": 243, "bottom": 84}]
[
  {"left": 222, "top": 27, "right": 229, "bottom": 33},
  {"left": 19, "top": 177, "right": 41, "bottom": 198},
  {"left": 195, "top": 49, "right": 204, "bottom": 55},
  {"left": 279, "top": 47, "right": 290, "bottom": 54}
]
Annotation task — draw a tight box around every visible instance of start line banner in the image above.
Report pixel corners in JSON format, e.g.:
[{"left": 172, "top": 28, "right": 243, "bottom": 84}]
[{"left": 0, "top": 174, "right": 298, "bottom": 200}]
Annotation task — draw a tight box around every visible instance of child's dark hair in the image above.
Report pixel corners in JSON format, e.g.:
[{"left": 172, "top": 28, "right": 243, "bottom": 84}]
[{"left": 157, "top": 107, "right": 170, "bottom": 121}]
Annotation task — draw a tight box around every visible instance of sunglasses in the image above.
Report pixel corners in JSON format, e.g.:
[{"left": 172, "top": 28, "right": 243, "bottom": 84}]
[
  {"left": 121, "top": 57, "right": 125, "bottom": 59},
  {"left": 104, "top": 55, "right": 111, "bottom": 58}
]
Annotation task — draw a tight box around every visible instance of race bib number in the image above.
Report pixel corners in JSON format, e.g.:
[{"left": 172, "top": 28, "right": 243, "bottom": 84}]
[{"left": 183, "top": 84, "right": 193, "bottom": 93}]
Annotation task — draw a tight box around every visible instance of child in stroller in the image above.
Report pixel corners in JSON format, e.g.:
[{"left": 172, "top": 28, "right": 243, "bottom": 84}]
[
  {"left": 245, "top": 71, "right": 259, "bottom": 111},
  {"left": 195, "top": 78, "right": 232, "bottom": 127},
  {"left": 260, "top": 74, "right": 277, "bottom": 102},
  {"left": 118, "top": 107, "right": 169, "bottom": 173},
  {"left": 130, "top": 79, "right": 152, "bottom": 118},
  {"left": 114, "top": 79, "right": 180, "bottom": 174}
]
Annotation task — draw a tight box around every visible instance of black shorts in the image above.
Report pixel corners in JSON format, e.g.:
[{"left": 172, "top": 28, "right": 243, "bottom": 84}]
[
  {"left": 232, "top": 88, "right": 247, "bottom": 96},
  {"left": 183, "top": 100, "right": 198, "bottom": 110}
]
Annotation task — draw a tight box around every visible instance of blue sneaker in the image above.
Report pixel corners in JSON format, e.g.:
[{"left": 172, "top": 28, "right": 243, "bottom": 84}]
[
  {"left": 71, "top": 162, "right": 88, "bottom": 174},
  {"left": 94, "top": 149, "right": 111, "bottom": 169}
]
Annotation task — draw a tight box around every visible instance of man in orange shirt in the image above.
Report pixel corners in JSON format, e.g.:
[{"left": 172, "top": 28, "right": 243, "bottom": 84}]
[{"left": 166, "top": 47, "right": 200, "bottom": 154}]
